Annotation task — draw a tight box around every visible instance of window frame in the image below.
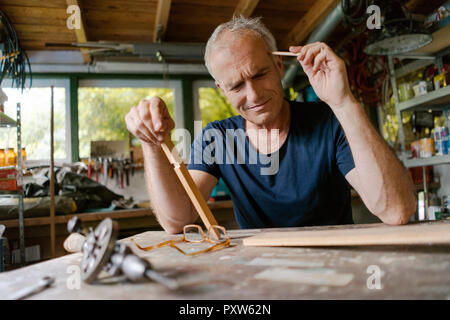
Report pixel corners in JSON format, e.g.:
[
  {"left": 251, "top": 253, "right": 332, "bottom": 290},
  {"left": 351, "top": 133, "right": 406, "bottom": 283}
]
[
  {"left": 1, "top": 78, "right": 72, "bottom": 165},
  {"left": 78, "top": 78, "right": 183, "bottom": 130}
]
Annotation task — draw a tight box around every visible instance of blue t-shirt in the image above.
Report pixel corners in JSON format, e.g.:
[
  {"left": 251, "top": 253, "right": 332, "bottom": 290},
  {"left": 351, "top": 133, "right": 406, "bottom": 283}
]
[{"left": 187, "top": 100, "right": 355, "bottom": 228}]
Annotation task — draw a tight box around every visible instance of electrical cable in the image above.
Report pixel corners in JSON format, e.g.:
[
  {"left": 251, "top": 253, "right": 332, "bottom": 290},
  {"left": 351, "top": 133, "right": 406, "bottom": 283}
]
[{"left": 0, "top": 9, "right": 32, "bottom": 91}]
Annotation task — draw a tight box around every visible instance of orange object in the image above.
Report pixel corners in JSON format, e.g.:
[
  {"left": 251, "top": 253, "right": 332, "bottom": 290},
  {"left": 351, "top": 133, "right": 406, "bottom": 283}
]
[
  {"left": 0, "top": 149, "right": 5, "bottom": 167},
  {"left": 21, "top": 147, "right": 27, "bottom": 169},
  {"left": 419, "top": 138, "right": 435, "bottom": 158},
  {"left": 21, "top": 147, "right": 26, "bottom": 162},
  {"left": 5, "top": 148, "right": 16, "bottom": 166},
  {"left": 0, "top": 167, "right": 18, "bottom": 191}
]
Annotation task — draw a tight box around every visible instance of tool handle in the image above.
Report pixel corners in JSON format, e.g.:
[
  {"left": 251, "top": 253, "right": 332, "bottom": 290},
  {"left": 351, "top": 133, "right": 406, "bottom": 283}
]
[{"left": 63, "top": 233, "right": 86, "bottom": 253}]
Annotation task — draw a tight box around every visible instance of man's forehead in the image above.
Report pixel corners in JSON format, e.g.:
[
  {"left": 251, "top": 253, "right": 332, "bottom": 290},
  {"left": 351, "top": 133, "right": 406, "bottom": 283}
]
[
  {"left": 210, "top": 30, "right": 272, "bottom": 85},
  {"left": 214, "top": 29, "right": 268, "bottom": 52}
]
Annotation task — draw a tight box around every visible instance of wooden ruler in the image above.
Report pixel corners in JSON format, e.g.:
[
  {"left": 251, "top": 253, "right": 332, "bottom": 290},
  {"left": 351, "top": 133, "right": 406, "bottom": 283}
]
[{"left": 160, "top": 135, "right": 220, "bottom": 239}]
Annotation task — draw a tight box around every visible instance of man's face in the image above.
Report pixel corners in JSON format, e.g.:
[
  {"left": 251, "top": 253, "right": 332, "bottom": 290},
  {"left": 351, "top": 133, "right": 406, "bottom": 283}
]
[{"left": 209, "top": 31, "right": 285, "bottom": 127}]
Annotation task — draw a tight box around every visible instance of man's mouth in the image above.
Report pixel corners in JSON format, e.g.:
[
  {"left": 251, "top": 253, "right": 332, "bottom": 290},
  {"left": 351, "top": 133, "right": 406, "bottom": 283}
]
[{"left": 247, "top": 98, "right": 271, "bottom": 110}]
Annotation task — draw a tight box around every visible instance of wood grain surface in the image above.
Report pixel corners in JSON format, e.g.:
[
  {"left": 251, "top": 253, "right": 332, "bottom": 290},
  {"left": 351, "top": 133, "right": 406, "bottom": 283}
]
[
  {"left": 243, "top": 221, "right": 450, "bottom": 247},
  {"left": 0, "top": 221, "right": 449, "bottom": 299}
]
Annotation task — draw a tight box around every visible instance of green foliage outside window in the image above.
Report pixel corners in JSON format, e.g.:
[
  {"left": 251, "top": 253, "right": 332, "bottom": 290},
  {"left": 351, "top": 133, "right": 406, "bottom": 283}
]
[
  {"left": 198, "top": 88, "right": 238, "bottom": 127},
  {"left": 78, "top": 88, "right": 174, "bottom": 158}
]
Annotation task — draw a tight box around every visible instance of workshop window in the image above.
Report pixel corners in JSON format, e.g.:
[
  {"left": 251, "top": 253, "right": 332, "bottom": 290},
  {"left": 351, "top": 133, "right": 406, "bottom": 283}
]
[
  {"left": 0, "top": 85, "right": 68, "bottom": 161},
  {"left": 78, "top": 87, "right": 175, "bottom": 159},
  {"left": 197, "top": 87, "right": 238, "bottom": 127}
]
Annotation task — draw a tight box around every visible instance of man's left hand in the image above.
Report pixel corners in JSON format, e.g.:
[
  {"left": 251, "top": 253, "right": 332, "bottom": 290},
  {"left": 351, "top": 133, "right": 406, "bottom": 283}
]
[{"left": 289, "top": 42, "right": 355, "bottom": 110}]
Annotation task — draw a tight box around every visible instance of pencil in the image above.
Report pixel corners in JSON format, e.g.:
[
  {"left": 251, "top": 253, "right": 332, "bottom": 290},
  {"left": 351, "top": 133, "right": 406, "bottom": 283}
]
[{"left": 271, "top": 51, "right": 298, "bottom": 57}]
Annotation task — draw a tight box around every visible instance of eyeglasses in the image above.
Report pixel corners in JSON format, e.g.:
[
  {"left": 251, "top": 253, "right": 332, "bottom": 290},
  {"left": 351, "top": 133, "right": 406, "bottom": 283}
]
[{"left": 131, "top": 224, "right": 230, "bottom": 256}]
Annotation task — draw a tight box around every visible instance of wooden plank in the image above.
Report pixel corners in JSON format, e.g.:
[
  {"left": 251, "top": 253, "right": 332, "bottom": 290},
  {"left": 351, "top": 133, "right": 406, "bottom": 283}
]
[
  {"left": 66, "top": 0, "right": 92, "bottom": 64},
  {"left": 0, "top": 0, "right": 67, "bottom": 8},
  {"left": 243, "top": 222, "right": 450, "bottom": 247},
  {"left": 13, "top": 24, "right": 75, "bottom": 34},
  {"left": 280, "top": 0, "right": 340, "bottom": 49},
  {"left": 233, "top": 0, "right": 259, "bottom": 17},
  {"left": 81, "top": 0, "right": 158, "bottom": 13},
  {"left": 160, "top": 135, "right": 220, "bottom": 237},
  {"left": 153, "top": 0, "right": 172, "bottom": 42},
  {"left": 0, "top": 208, "right": 155, "bottom": 228},
  {"left": 1, "top": 224, "right": 450, "bottom": 299}
]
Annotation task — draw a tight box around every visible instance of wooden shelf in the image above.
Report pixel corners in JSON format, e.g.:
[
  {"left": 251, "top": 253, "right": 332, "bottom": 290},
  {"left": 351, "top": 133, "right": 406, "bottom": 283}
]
[
  {"left": 0, "top": 200, "right": 235, "bottom": 228},
  {"left": 0, "top": 208, "right": 154, "bottom": 228}
]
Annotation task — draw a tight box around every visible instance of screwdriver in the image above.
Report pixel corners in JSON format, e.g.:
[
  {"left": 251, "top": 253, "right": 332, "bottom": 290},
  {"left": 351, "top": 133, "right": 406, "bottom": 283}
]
[{"left": 10, "top": 276, "right": 55, "bottom": 300}]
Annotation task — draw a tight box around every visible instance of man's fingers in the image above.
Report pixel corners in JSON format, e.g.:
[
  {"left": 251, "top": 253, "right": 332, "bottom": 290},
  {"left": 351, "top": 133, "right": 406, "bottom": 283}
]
[
  {"left": 125, "top": 110, "right": 158, "bottom": 145},
  {"left": 149, "top": 97, "right": 165, "bottom": 132},
  {"left": 312, "top": 50, "right": 327, "bottom": 73},
  {"left": 133, "top": 104, "right": 162, "bottom": 144},
  {"left": 301, "top": 45, "right": 324, "bottom": 67},
  {"left": 289, "top": 46, "right": 302, "bottom": 53}
]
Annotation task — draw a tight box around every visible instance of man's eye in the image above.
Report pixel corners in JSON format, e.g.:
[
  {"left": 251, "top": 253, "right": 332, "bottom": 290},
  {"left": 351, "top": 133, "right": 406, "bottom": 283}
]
[
  {"left": 231, "top": 83, "right": 243, "bottom": 91},
  {"left": 254, "top": 72, "right": 267, "bottom": 79}
]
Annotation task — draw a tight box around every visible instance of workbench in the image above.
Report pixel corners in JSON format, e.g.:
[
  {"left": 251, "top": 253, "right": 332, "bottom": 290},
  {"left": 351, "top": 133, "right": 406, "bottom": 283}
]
[{"left": 0, "top": 220, "right": 449, "bottom": 299}]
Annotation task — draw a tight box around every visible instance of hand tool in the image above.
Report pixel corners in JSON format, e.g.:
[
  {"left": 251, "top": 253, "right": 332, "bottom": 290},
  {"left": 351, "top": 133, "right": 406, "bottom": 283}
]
[
  {"left": 66, "top": 216, "right": 179, "bottom": 290},
  {"left": 10, "top": 276, "right": 55, "bottom": 300}
]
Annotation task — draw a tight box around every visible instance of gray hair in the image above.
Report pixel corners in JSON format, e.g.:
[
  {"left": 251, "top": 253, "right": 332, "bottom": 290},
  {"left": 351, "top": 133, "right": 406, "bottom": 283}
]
[{"left": 204, "top": 16, "right": 278, "bottom": 77}]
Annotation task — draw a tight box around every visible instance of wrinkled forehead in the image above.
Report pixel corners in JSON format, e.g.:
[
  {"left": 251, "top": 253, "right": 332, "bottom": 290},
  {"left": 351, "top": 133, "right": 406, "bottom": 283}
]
[{"left": 209, "top": 30, "right": 273, "bottom": 80}]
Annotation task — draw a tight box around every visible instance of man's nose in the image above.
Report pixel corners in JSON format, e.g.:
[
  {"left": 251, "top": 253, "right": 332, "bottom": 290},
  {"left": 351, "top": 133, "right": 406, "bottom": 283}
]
[{"left": 246, "top": 81, "right": 263, "bottom": 103}]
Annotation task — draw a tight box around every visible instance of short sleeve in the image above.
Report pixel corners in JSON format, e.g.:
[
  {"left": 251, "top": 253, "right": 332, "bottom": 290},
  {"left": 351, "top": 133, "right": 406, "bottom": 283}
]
[
  {"left": 331, "top": 113, "right": 355, "bottom": 176},
  {"left": 187, "top": 123, "right": 222, "bottom": 180}
]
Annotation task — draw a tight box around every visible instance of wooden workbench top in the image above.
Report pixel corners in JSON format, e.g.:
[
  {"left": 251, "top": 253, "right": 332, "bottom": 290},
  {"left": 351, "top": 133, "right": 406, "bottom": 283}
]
[{"left": 0, "top": 220, "right": 449, "bottom": 299}]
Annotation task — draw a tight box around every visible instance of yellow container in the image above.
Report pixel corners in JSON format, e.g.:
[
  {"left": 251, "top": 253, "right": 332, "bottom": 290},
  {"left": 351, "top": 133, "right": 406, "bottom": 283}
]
[
  {"left": 419, "top": 138, "right": 435, "bottom": 158},
  {"left": 5, "top": 148, "right": 16, "bottom": 166},
  {"left": 0, "top": 149, "right": 5, "bottom": 167}
]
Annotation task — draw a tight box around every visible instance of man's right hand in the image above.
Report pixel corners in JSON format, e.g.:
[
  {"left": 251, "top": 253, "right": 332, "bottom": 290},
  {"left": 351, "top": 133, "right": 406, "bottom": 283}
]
[{"left": 125, "top": 97, "right": 175, "bottom": 146}]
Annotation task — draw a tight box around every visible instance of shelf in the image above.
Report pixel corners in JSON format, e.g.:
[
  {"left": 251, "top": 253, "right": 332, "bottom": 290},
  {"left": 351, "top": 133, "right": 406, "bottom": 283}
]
[
  {"left": 402, "top": 154, "right": 450, "bottom": 168},
  {"left": 398, "top": 86, "right": 450, "bottom": 112},
  {"left": 0, "top": 111, "right": 17, "bottom": 127},
  {"left": 0, "top": 190, "right": 23, "bottom": 197}
]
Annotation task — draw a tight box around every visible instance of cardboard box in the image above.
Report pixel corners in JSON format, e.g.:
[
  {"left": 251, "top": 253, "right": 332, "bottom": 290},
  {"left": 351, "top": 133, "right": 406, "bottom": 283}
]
[{"left": 11, "top": 245, "right": 40, "bottom": 264}]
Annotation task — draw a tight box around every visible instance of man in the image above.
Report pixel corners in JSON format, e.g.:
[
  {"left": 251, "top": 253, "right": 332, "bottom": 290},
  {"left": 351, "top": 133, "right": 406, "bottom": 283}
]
[{"left": 125, "top": 16, "right": 416, "bottom": 233}]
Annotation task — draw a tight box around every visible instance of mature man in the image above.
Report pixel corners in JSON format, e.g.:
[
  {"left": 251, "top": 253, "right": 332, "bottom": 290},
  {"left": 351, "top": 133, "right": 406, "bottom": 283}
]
[{"left": 125, "top": 17, "right": 416, "bottom": 233}]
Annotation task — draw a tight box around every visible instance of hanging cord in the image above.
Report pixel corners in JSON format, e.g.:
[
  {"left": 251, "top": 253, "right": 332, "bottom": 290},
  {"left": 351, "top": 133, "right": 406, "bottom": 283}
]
[
  {"left": 341, "top": 0, "right": 370, "bottom": 26},
  {"left": 0, "top": 9, "right": 32, "bottom": 92}
]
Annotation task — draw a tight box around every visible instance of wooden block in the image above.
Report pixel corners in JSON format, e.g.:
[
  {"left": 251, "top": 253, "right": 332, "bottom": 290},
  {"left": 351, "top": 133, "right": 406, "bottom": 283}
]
[{"left": 243, "top": 222, "right": 450, "bottom": 247}]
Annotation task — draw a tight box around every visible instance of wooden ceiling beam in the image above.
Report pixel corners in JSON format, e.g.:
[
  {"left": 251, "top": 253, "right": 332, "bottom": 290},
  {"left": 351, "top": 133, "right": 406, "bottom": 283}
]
[
  {"left": 153, "top": 0, "right": 172, "bottom": 42},
  {"left": 233, "top": 0, "right": 259, "bottom": 18},
  {"left": 280, "top": 0, "right": 340, "bottom": 49},
  {"left": 66, "top": 0, "right": 91, "bottom": 64}
]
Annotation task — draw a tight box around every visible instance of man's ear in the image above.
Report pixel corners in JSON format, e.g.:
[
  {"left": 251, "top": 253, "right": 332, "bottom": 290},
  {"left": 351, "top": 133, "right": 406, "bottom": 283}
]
[
  {"left": 275, "top": 55, "right": 284, "bottom": 78},
  {"left": 216, "top": 81, "right": 225, "bottom": 94}
]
